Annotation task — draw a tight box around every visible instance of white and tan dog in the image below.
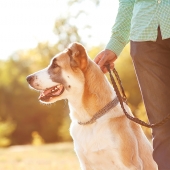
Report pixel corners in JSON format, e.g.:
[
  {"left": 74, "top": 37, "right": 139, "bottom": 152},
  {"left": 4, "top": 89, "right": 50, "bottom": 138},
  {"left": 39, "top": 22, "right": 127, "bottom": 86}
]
[{"left": 27, "top": 42, "right": 157, "bottom": 170}]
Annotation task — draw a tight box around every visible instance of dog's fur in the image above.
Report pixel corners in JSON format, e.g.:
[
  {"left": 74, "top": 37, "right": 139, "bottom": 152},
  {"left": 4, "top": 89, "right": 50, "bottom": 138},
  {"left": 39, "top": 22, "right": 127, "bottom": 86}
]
[{"left": 27, "top": 42, "right": 157, "bottom": 170}]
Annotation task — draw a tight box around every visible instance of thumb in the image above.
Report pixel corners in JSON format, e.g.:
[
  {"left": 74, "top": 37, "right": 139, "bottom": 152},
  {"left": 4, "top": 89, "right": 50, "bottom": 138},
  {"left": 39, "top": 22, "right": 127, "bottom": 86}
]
[{"left": 98, "top": 54, "right": 108, "bottom": 68}]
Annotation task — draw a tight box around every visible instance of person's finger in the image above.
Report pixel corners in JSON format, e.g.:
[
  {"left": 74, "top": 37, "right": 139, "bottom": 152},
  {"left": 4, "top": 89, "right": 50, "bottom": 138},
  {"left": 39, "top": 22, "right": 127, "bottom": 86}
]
[
  {"left": 102, "top": 67, "right": 108, "bottom": 73},
  {"left": 94, "top": 51, "right": 104, "bottom": 64},
  {"left": 101, "top": 62, "right": 114, "bottom": 73},
  {"left": 94, "top": 49, "right": 117, "bottom": 73},
  {"left": 109, "top": 62, "right": 115, "bottom": 70},
  {"left": 98, "top": 53, "right": 108, "bottom": 68},
  {"left": 94, "top": 55, "right": 100, "bottom": 64}
]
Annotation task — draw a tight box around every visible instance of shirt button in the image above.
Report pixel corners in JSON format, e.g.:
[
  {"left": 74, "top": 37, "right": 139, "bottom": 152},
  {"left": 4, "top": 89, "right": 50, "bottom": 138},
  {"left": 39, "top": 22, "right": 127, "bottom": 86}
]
[{"left": 158, "top": 0, "right": 161, "bottom": 3}]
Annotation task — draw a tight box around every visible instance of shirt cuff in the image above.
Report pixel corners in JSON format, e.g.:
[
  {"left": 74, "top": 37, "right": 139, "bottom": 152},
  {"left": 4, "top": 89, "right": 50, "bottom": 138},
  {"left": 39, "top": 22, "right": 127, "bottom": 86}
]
[{"left": 105, "top": 38, "right": 127, "bottom": 57}]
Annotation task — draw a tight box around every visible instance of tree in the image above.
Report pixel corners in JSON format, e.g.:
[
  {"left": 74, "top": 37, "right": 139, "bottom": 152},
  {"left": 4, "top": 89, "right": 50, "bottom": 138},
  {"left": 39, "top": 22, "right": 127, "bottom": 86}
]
[
  {"left": 0, "top": 0, "right": 103, "bottom": 146},
  {"left": 0, "top": 44, "right": 71, "bottom": 145},
  {"left": 0, "top": 0, "right": 151, "bottom": 146},
  {"left": 53, "top": 0, "right": 100, "bottom": 50}
]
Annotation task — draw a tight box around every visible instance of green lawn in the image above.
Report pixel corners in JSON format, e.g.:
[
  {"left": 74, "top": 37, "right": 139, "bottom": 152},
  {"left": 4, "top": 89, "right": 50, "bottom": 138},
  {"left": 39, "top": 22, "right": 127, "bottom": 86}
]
[{"left": 0, "top": 142, "right": 81, "bottom": 170}]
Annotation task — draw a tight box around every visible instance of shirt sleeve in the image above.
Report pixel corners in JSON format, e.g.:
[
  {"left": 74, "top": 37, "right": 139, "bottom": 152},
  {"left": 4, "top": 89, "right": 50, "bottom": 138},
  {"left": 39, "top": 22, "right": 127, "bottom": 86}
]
[{"left": 106, "top": 0, "right": 135, "bottom": 56}]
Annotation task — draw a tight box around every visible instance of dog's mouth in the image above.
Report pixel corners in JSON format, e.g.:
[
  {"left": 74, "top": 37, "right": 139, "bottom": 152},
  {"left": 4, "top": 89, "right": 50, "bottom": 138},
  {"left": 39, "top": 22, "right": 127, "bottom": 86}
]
[{"left": 38, "top": 84, "right": 64, "bottom": 101}]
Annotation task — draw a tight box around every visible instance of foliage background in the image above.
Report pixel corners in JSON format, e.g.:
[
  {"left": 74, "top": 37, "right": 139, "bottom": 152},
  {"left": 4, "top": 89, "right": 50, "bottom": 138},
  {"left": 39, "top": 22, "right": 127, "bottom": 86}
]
[{"left": 0, "top": 0, "right": 151, "bottom": 147}]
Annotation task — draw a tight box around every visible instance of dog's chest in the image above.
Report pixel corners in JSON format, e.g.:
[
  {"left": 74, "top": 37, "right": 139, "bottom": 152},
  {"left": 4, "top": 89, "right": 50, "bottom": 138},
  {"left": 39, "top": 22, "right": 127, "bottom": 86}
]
[{"left": 70, "top": 122, "right": 130, "bottom": 170}]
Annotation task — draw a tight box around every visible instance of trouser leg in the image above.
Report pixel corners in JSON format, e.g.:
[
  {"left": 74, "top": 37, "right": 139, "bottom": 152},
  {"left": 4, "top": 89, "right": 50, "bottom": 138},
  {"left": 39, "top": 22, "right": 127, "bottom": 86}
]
[{"left": 130, "top": 28, "right": 170, "bottom": 170}]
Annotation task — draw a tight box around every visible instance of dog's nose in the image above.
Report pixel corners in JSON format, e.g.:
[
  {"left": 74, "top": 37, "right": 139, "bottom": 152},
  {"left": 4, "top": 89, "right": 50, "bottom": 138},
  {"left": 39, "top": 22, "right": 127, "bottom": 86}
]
[{"left": 26, "top": 75, "right": 34, "bottom": 84}]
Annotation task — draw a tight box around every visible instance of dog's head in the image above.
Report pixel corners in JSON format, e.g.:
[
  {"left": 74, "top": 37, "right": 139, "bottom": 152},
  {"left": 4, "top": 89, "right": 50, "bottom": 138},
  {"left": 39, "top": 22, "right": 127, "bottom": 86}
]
[{"left": 26, "top": 42, "right": 89, "bottom": 104}]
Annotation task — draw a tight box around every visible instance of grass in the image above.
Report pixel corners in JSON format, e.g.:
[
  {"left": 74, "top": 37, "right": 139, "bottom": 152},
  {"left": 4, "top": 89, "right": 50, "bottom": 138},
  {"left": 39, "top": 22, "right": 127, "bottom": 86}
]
[{"left": 0, "top": 142, "right": 81, "bottom": 170}]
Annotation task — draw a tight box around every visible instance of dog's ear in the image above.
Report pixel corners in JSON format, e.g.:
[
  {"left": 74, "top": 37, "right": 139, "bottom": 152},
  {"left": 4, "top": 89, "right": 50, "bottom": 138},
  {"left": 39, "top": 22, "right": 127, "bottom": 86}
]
[{"left": 68, "top": 42, "right": 88, "bottom": 72}]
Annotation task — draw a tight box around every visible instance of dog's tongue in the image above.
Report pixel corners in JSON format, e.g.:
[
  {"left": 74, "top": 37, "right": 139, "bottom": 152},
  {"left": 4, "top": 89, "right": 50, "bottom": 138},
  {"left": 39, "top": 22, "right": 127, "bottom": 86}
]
[
  {"left": 39, "top": 85, "right": 63, "bottom": 100},
  {"left": 39, "top": 88, "right": 53, "bottom": 99},
  {"left": 43, "top": 87, "right": 54, "bottom": 96}
]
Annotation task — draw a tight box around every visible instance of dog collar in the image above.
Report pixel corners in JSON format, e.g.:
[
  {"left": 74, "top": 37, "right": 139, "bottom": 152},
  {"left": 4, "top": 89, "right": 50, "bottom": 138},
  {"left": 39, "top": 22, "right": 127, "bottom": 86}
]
[{"left": 78, "top": 97, "right": 119, "bottom": 125}]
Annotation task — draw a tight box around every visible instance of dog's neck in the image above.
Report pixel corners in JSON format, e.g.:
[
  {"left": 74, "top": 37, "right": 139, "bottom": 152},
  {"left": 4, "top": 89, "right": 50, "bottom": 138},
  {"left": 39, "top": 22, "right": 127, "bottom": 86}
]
[{"left": 69, "top": 60, "right": 117, "bottom": 123}]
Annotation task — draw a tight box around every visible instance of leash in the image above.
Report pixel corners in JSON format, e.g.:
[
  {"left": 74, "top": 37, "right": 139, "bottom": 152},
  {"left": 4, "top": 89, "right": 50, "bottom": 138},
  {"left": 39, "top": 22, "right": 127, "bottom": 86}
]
[{"left": 106, "top": 65, "right": 170, "bottom": 128}]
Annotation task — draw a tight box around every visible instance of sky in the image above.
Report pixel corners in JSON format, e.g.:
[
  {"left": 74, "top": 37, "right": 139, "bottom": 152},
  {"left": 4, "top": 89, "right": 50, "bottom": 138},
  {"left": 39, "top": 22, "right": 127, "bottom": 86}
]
[{"left": 0, "top": 0, "right": 118, "bottom": 60}]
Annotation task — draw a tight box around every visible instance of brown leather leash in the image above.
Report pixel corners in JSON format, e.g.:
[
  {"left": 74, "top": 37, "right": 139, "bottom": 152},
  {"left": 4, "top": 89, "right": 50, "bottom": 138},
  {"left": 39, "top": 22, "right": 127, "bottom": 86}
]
[{"left": 106, "top": 65, "right": 170, "bottom": 128}]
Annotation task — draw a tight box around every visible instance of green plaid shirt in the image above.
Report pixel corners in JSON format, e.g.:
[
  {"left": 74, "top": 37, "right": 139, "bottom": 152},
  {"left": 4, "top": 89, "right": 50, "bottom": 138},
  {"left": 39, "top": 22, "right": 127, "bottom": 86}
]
[{"left": 106, "top": 0, "right": 170, "bottom": 56}]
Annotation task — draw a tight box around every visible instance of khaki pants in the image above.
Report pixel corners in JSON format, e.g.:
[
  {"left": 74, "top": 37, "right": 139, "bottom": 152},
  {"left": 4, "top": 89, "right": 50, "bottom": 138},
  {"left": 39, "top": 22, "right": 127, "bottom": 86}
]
[{"left": 130, "top": 27, "right": 170, "bottom": 170}]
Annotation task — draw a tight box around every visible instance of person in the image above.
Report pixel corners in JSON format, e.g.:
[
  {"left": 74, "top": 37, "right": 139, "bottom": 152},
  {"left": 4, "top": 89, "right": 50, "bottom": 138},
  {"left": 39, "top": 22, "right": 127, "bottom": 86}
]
[{"left": 94, "top": 1, "right": 170, "bottom": 169}]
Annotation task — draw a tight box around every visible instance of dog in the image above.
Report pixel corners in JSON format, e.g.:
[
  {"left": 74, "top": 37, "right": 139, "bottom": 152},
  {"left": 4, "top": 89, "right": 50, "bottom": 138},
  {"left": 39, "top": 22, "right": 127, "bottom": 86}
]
[{"left": 26, "top": 42, "right": 157, "bottom": 170}]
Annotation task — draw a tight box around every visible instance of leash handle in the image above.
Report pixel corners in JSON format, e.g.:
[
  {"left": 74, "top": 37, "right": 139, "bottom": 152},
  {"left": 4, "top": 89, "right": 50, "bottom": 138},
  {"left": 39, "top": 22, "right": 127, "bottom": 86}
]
[{"left": 106, "top": 65, "right": 170, "bottom": 128}]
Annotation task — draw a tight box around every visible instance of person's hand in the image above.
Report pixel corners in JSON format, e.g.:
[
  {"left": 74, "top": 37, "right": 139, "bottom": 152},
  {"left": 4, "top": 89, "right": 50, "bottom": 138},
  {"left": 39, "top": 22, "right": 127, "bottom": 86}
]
[{"left": 94, "top": 49, "right": 117, "bottom": 73}]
